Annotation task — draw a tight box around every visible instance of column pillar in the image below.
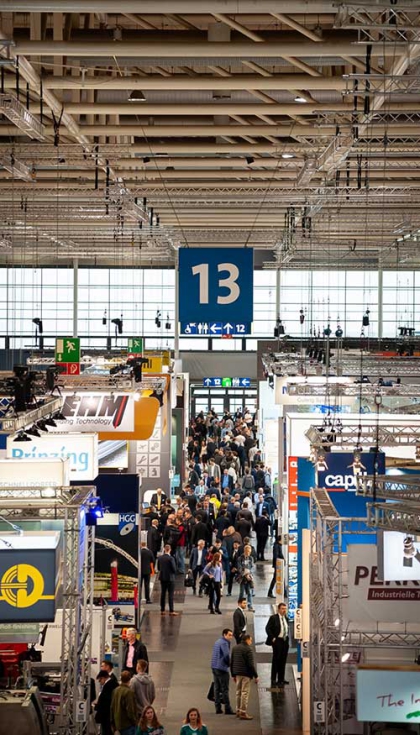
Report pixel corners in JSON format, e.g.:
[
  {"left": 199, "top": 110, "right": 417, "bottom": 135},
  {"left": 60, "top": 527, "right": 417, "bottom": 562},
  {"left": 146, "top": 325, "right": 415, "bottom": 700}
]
[
  {"left": 378, "top": 267, "right": 383, "bottom": 341},
  {"left": 73, "top": 258, "right": 78, "bottom": 337},
  {"left": 174, "top": 249, "right": 180, "bottom": 359}
]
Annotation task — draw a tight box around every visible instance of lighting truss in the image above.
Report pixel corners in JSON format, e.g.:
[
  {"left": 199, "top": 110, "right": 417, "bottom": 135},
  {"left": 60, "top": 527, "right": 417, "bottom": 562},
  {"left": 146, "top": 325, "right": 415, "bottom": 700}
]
[
  {"left": 0, "top": 396, "right": 63, "bottom": 432},
  {"left": 343, "top": 73, "right": 420, "bottom": 97},
  {"left": 287, "top": 382, "right": 420, "bottom": 398},
  {"left": 0, "top": 153, "right": 33, "bottom": 182},
  {"left": 367, "top": 501, "right": 420, "bottom": 534},
  {"left": 263, "top": 352, "right": 420, "bottom": 378},
  {"left": 356, "top": 474, "right": 420, "bottom": 502},
  {"left": 306, "top": 423, "right": 420, "bottom": 448},
  {"left": 334, "top": 3, "right": 420, "bottom": 43},
  {"left": 316, "top": 111, "right": 420, "bottom": 127},
  {"left": 0, "top": 93, "right": 45, "bottom": 140}
]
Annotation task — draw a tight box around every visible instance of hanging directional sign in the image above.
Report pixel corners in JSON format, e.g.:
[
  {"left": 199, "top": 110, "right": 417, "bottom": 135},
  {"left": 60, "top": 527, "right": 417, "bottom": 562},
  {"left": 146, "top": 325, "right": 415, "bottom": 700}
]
[
  {"left": 179, "top": 247, "right": 253, "bottom": 324},
  {"left": 182, "top": 322, "right": 251, "bottom": 336},
  {"left": 55, "top": 337, "right": 80, "bottom": 363},
  {"left": 203, "top": 377, "right": 252, "bottom": 388}
]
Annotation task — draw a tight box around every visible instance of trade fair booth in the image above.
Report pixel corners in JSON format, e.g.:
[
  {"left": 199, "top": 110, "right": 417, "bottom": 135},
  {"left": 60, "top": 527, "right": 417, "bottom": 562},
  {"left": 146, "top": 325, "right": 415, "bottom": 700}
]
[{"left": 0, "top": 346, "right": 186, "bottom": 735}]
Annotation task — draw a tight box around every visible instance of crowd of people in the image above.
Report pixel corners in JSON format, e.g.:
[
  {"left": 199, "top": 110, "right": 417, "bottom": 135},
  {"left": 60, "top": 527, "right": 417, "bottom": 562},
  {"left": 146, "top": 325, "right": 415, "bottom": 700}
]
[{"left": 93, "top": 408, "right": 289, "bottom": 734}]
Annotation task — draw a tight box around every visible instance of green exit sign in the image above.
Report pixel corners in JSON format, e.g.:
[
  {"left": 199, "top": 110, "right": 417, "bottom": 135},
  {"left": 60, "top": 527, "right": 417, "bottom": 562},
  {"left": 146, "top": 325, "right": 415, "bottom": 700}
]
[
  {"left": 128, "top": 338, "right": 143, "bottom": 353},
  {"left": 55, "top": 337, "right": 80, "bottom": 363},
  {"left": 221, "top": 377, "right": 232, "bottom": 387}
]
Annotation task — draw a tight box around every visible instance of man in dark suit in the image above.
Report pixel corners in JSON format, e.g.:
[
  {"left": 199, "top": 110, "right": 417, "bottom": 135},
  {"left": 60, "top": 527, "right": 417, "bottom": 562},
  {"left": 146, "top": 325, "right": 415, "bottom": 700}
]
[
  {"left": 122, "top": 628, "right": 149, "bottom": 676},
  {"left": 94, "top": 669, "right": 118, "bottom": 735},
  {"left": 150, "top": 487, "right": 167, "bottom": 512},
  {"left": 140, "top": 542, "right": 155, "bottom": 604},
  {"left": 147, "top": 518, "right": 162, "bottom": 558},
  {"left": 265, "top": 602, "right": 289, "bottom": 687},
  {"left": 233, "top": 598, "right": 248, "bottom": 644},
  {"left": 157, "top": 544, "right": 178, "bottom": 615}
]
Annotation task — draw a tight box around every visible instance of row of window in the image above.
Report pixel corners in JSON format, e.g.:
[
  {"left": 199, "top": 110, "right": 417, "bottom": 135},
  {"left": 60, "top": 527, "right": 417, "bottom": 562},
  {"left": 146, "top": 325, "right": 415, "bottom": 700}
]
[{"left": 0, "top": 267, "right": 419, "bottom": 344}]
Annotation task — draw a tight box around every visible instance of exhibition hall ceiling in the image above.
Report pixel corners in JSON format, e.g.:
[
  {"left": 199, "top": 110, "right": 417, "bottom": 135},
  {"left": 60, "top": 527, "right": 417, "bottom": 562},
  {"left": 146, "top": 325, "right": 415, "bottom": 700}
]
[{"left": 0, "top": 1, "right": 420, "bottom": 267}]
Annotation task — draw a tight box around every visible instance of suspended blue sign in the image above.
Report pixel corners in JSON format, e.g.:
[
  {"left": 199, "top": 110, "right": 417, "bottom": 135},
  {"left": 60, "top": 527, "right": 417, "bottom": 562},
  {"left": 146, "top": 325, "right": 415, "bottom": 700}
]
[{"left": 179, "top": 247, "right": 253, "bottom": 324}]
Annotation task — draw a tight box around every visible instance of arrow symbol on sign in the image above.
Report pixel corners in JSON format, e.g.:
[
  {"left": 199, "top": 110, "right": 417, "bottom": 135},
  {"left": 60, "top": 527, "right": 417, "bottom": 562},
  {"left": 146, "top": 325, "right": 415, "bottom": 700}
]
[
  {"left": 210, "top": 323, "right": 221, "bottom": 334},
  {"left": 241, "top": 378, "right": 250, "bottom": 387},
  {"left": 204, "top": 378, "right": 212, "bottom": 386},
  {"left": 224, "top": 322, "right": 233, "bottom": 334}
]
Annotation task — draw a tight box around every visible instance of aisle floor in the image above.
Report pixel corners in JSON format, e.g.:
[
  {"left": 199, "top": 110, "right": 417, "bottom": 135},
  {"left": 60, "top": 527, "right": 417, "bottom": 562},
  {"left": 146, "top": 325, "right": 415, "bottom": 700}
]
[{"left": 140, "top": 556, "right": 302, "bottom": 735}]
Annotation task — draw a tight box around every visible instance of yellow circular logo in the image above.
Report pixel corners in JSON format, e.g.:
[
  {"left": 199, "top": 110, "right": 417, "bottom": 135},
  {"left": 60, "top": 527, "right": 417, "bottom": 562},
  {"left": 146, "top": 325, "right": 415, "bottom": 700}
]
[{"left": 1, "top": 564, "right": 45, "bottom": 608}]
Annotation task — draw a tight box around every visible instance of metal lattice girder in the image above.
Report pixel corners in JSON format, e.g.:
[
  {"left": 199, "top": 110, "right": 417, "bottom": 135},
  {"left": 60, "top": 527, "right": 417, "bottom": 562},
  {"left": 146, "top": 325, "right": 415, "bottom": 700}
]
[
  {"left": 263, "top": 351, "right": 420, "bottom": 378},
  {"left": 0, "top": 396, "right": 63, "bottom": 432},
  {"left": 367, "top": 500, "right": 420, "bottom": 534},
  {"left": 343, "top": 73, "right": 420, "bottom": 97},
  {"left": 316, "top": 111, "right": 420, "bottom": 127},
  {"left": 306, "top": 423, "right": 420, "bottom": 448},
  {"left": 334, "top": 3, "right": 420, "bottom": 43},
  {"left": 357, "top": 474, "right": 420, "bottom": 501},
  {"left": 287, "top": 382, "right": 420, "bottom": 398}
]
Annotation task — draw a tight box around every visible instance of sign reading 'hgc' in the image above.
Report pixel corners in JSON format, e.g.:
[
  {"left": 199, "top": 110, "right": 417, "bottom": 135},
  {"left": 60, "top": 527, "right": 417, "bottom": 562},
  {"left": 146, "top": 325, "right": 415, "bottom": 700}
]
[{"left": 179, "top": 247, "right": 253, "bottom": 324}]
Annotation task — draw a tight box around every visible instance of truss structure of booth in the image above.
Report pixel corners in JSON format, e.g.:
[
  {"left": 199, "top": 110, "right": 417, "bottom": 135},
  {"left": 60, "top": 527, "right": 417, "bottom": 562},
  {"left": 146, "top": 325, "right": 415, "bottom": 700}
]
[{"left": 0, "top": 485, "right": 96, "bottom": 735}]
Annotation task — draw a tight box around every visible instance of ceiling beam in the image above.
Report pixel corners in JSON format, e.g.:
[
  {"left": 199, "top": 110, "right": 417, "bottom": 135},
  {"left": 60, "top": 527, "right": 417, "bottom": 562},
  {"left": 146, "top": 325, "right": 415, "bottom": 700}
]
[
  {"left": 211, "top": 13, "right": 264, "bottom": 43},
  {"left": 0, "top": 2, "right": 338, "bottom": 12},
  {"left": 271, "top": 12, "right": 323, "bottom": 42},
  {"left": 48, "top": 102, "right": 360, "bottom": 115},
  {"left": 6, "top": 74, "right": 348, "bottom": 91},
  {"left": 11, "top": 40, "right": 404, "bottom": 58}
]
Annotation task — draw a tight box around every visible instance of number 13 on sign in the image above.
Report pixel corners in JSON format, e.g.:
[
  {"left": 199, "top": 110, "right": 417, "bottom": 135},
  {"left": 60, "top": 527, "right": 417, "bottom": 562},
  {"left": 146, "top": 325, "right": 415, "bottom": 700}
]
[{"left": 179, "top": 248, "right": 253, "bottom": 324}]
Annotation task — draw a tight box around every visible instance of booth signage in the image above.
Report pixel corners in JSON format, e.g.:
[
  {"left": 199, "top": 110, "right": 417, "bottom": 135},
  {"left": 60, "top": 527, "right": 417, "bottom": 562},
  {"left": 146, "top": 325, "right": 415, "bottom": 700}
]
[
  {"left": 346, "top": 544, "right": 420, "bottom": 624},
  {"left": 179, "top": 247, "right": 253, "bottom": 324},
  {"left": 317, "top": 452, "right": 385, "bottom": 493},
  {"left": 356, "top": 668, "right": 420, "bottom": 723},
  {"left": 7, "top": 433, "right": 98, "bottom": 480},
  {"left": 275, "top": 558, "right": 284, "bottom": 599},
  {"left": 142, "top": 355, "right": 163, "bottom": 373},
  {"left": 50, "top": 392, "right": 134, "bottom": 434},
  {"left": 0, "top": 458, "right": 70, "bottom": 487},
  {"left": 313, "top": 701, "right": 325, "bottom": 724},
  {"left": 294, "top": 608, "right": 302, "bottom": 640},
  {"left": 378, "top": 531, "right": 420, "bottom": 582},
  {"left": 0, "top": 532, "right": 61, "bottom": 623},
  {"left": 55, "top": 337, "right": 80, "bottom": 363}
]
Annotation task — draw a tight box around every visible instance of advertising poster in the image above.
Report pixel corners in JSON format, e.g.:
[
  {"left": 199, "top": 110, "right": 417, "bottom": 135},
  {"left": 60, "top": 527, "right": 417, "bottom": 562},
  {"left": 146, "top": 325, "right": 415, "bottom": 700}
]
[
  {"left": 379, "top": 531, "right": 420, "bottom": 582},
  {"left": 346, "top": 544, "right": 420, "bottom": 624},
  {"left": 288, "top": 457, "right": 298, "bottom": 619}
]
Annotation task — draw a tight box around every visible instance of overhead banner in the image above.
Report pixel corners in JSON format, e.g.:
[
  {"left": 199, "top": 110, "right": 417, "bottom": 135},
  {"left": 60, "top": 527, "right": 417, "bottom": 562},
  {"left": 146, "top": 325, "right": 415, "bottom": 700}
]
[
  {"left": 378, "top": 531, "right": 420, "bottom": 582},
  {"left": 346, "top": 544, "right": 420, "bottom": 624},
  {"left": 7, "top": 433, "right": 98, "bottom": 481},
  {"left": 50, "top": 392, "right": 135, "bottom": 434},
  {"left": 357, "top": 667, "right": 420, "bottom": 723},
  {"left": 0, "top": 532, "right": 61, "bottom": 623}
]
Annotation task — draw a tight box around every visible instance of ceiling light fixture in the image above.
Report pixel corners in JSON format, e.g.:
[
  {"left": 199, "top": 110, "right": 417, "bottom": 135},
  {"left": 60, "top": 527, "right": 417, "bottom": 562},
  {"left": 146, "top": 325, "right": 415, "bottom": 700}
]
[
  {"left": 281, "top": 153, "right": 294, "bottom": 159},
  {"left": 128, "top": 90, "right": 146, "bottom": 103},
  {"left": 294, "top": 95, "right": 307, "bottom": 103},
  {"left": 246, "top": 156, "right": 255, "bottom": 165}
]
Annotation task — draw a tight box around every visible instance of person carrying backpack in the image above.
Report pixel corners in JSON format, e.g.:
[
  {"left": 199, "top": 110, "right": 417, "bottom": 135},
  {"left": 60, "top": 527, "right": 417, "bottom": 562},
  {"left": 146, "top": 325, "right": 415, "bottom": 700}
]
[{"left": 241, "top": 471, "right": 254, "bottom": 491}]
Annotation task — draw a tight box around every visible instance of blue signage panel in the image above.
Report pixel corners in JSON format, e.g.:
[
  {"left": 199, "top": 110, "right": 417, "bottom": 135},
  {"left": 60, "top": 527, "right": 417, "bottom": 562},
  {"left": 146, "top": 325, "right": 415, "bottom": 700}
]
[
  {"left": 179, "top": 247, "right": 253, "bottom": 323},
  {"left": 317, "top": 451, "right": 385, "bottom": 517},
  {"left": 182, "top": 322, "right": 250, "bottom": 336},
  {"left": 203, "top": 377, "right": 251, "bottom": 388}
]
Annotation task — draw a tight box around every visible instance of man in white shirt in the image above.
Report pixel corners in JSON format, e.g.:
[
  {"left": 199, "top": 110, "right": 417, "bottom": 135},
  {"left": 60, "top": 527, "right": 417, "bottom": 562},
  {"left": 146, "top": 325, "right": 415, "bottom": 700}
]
[{"left": 265, "top": 603, "right": 289, "bottom": 688}]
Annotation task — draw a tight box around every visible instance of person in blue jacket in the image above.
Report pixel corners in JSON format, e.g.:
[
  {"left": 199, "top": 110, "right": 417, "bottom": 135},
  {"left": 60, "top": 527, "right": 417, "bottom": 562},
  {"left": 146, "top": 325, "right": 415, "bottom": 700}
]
[{"left": 210, "top": 629, "right": 235, "bottom": 715}]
